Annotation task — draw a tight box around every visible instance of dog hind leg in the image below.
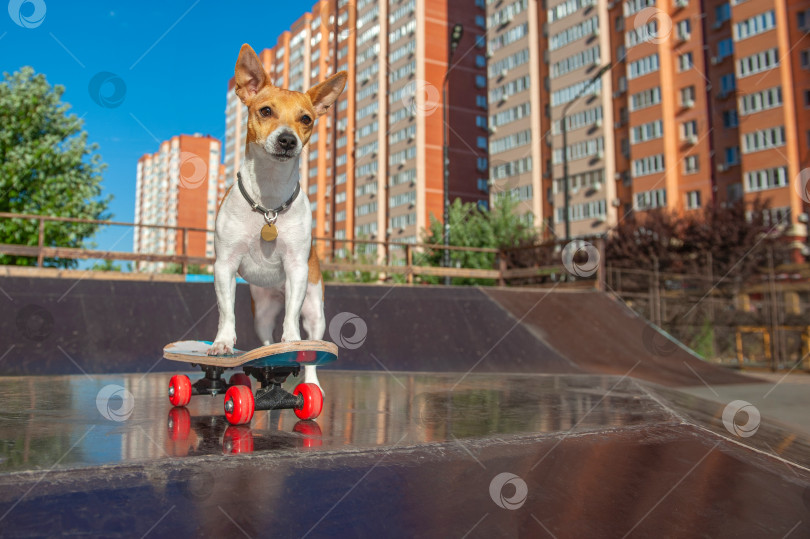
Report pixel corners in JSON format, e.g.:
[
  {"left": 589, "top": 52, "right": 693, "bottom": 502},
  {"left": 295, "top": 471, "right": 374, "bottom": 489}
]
[
  {"left": 301, "top": 280, "right": 325, "bottom": 393},
  {"left": 250, "top": 285, "right": 284, "bottom": 346}
]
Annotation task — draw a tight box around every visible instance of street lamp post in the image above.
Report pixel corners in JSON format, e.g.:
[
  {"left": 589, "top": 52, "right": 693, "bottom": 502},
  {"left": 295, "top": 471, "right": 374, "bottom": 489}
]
[
  {"left": 442, "top": 23, "right": 464, "bottom": 286},
  {"left": 560, "top": 63, "right": 612, "bottom": 241}
]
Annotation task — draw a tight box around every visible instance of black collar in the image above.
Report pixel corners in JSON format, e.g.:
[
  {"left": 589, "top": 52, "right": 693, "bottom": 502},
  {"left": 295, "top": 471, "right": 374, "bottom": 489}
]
[{"left": 236, "top": 172, "right": 300, "bottom": 221}]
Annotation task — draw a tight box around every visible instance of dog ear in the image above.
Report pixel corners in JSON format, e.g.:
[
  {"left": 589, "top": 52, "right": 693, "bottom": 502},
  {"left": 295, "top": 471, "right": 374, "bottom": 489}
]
[
  {"left": 306, "top": 71, "right": 347, "bottom": 117},
  {"left": 235, "top": 44, "right": 268, "bottom": 104}
]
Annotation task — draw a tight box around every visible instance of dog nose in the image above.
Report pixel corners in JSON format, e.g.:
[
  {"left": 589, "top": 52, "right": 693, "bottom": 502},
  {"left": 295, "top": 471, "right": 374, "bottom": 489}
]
[{"left": 278, "top": 133, "right": 297, "bottom": 151}]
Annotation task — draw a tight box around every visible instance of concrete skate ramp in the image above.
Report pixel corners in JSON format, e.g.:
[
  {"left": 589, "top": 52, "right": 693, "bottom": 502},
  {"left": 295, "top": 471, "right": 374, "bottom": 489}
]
[
  {"left": 1, "top": 275, "right": 754, "bottom": 386},
  {"left": 483, "top": 288, "right": 754, "bottom": 387},
  {"left": 0, "top": 277, "right": 575, "bottom": 376}
]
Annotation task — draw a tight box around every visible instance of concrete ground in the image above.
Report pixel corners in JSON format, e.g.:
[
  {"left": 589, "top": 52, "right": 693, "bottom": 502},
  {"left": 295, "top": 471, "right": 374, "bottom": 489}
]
[{"left": 680, "top": 370, "right": 810, "bottom": 437}]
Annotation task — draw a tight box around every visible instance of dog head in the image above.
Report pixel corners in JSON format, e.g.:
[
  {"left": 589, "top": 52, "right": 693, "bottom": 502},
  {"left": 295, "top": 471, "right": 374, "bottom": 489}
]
[{"left": 234, "top": 43, "right": 347, "bottom": 162}]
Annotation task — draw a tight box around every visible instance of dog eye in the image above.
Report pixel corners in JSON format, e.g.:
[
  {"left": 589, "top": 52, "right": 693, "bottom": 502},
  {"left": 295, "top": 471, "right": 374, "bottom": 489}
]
[
  {"left": 259, "top": 106, "right": 272, "bottom": 117},
  {"left": 300, "top": 115, "right": 312, "bottom": 126}
]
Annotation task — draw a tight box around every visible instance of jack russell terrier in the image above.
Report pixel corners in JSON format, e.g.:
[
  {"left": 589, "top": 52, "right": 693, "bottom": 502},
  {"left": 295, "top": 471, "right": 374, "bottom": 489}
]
[{"left": 209, "top": 43, "right": 347, "bottom": 394}]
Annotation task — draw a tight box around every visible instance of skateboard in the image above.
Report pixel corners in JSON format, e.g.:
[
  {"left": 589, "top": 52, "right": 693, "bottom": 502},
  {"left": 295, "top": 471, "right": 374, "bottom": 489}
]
[{"left": 163, "top": 340, "right": 338, "bottom": 425}]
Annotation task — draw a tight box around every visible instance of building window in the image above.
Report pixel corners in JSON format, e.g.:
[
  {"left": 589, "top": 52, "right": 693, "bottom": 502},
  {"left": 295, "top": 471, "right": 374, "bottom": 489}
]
[
  {"left": 684, "top": 155, "right": 699, "bottom": 174},
  {"left": 477, "top": 178, "right": 488, "bottom": 192},
  {"left": 686, "top": 190, "right": 701, "bottom": 209},
  {"left": 717, "top": 39, "right": 734, "bottom": 60},
  {"left": 742, "top": 126, "right": 786, "bottom": 153},
  {"left": 680, "top": 86, "right": 696, "bottom": 106},
  {"left": 476, "top": 55, "right": 486, "bottom": 68},
  {"left": 734, "top": 10, "right": 776, "bottom": 41},
  {"left": 477, "top": 136, "right": 488, "bottom": 150},
  {"left": 677, "top": 52, "right": 693, "bottom": 72},
  {"left": 676, "top": 19, "right": 691, "bottom": 40},
  {"left": 722, "top": 109, "right": 738, "bottom": 127},
  {"left": 477, "top": 95, "right": 488, "bottom": 109},
  {"left": 739, "top": 86, "right": 782, "bottom": 115},
  {"left": 681, "top": 120, "right": 698, "bottom": 139},
  {"left": 720, "top": 73, "right": 736, "bottom": 94},
  {"left": 632, "top": 154, "right": 666, "bottom": 177},
  {"left": 800, "top": 9, "right": 810, "bottom": 31},
  {"left": 628, "top": 53, "right": 660, "bottom": 79},
  {"left": 737, "top": 48, "right": 779, "bottom": 78},
  {"left": 727, "top": 183, "right": 742, "bottom": 203},
  {"left": 801, "top": 50, "right": 810, "bottom": 70},
  {"left": 634, "top": 188, "right": 667, "bottom": 210},
  {"left": 476, "top": 116, "right": 488, "bottom": 129},
  {"left": 475, "top": 15, "right": 486, "bottom": 28},
  {"left": 744, "top": 167, "right": 787, "bottom": 192},
  {"left": 475, "top": 75, "right": 487, "bottom": 88},
  {"left": 630, "top": 120, "right": 663, "bottom": 144},
  {"left": 630, "top": 87, "right": 661, "bottom": 110},
  {"left": 477, "top": 157, "right": 488, "bottom": 171},
  {"left": 715, "top": 3, "right": 731, "bottom": 25},
  {"left": 725, "top": 146, "right": 740, "bottom": 165}
]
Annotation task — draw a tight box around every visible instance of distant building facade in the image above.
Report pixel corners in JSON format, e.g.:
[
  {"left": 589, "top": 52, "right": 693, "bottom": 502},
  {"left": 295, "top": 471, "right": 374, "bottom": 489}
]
[
  {"left": 224, "top": 0, "right": 490, "bottom": 258},
  {"left": 133, "top": 134, "right": 225, "bottom": 271}
]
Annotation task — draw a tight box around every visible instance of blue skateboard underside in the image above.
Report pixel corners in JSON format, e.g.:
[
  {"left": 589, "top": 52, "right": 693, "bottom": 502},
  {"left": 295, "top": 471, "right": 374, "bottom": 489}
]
[{"left": 198, "top": 341, "right": 337, "bottom": 368}]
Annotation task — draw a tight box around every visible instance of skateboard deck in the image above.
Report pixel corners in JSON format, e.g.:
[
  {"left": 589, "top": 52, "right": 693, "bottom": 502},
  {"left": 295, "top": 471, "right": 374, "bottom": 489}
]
[{"left": 164, "top": 340, "right": 338, "bottom": 368}]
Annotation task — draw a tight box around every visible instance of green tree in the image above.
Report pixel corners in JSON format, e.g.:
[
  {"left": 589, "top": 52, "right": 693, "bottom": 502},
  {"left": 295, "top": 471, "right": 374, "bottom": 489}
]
[
  {"left": 421, "top": 196, "right": 537, "bottom": 285},
  {"left": 0, "top": 67, "right": 111, "bottom": 268},
  {"left": 161, "top": 263, "right": 212, "bottom": 275},
  {"left": 90, "top": 259, "right": 130, "bottom": 272},
  {"left": 322, "top": 240, "right": 380, "bottom": 283}
]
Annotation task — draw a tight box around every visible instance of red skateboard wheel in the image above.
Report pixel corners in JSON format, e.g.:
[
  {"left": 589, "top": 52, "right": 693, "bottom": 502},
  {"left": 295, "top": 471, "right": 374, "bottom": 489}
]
[
  {"left": 228, "top": 372, "right": 251, "bottom": 390},
  {"left": 167, "top": 407, "right": 191, "bottom": 441},
  {"left": 293, "top": 383, "right": 323, "bottom": 420},
  {"left": 293, "top": 420, "right": 323, "bottom": 448},
  {"left": 223, "top": 426, "right": 254, "bottom": 454},
  {"left": 224, "top": 385, "right": 255, "bottom": 425},
  {"left": 168, "top": 374, "right": 192, "bottom": 407}
]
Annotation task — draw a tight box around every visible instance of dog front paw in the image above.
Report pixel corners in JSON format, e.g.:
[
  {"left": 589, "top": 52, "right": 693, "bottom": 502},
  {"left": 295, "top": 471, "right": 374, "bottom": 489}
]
[{"left": 208, "top": 341, "right": 234, "bottom": 355}]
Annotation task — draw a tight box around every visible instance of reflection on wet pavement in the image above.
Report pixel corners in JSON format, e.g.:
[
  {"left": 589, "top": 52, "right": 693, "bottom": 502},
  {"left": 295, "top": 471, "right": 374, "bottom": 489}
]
[
  {"left": 0, "top": 372, "right": 671, "bottom": 471},
  {"left": 1, "top": 371, "right": 809, "bottom": 537}
]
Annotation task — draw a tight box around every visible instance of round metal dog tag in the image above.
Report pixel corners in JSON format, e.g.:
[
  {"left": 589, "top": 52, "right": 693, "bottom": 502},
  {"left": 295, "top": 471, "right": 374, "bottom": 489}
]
[{"left": 261, "top": 223, "right": 278, "bottom": 241}]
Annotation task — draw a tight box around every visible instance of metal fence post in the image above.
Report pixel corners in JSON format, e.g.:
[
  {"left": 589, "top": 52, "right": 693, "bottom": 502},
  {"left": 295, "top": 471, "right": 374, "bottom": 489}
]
[{"left": 37, "top": 218, "right": 45, "bottom": 267}]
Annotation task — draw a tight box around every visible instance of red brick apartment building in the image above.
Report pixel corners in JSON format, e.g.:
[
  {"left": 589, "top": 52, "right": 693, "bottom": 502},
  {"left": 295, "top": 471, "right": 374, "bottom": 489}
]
[
  {"left": 224, "top": 0, "right": 491, "bottom": 257},
  {"left": 134, "top": 134, "right": 225, "bottom": 271},
  {"left": 222, "top": 0, "right": 809, "bottom": 259},
  {"left": 485, "top": 0, "right": 809, "bottom": 257}
]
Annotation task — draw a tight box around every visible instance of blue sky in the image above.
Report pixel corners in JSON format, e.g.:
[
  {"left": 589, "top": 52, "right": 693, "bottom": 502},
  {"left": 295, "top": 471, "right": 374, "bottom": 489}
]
[{"left": 2, "top": 0, "right": 311, "bottom": 253}]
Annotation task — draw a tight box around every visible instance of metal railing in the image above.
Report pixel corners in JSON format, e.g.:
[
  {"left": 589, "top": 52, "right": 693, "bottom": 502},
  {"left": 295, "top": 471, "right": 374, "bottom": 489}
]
[{"left": 0, "top": 212, "right": 604, "bottom": 287}]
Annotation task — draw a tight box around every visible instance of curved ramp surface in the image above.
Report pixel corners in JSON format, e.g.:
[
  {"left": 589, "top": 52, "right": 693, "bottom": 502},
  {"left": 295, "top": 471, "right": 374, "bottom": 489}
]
[
  {"left": 1, "top": 276, "right": 755, "bottom": 386},
  {"left": 484, "top": 288, "right": 755, "bottom": 387}
]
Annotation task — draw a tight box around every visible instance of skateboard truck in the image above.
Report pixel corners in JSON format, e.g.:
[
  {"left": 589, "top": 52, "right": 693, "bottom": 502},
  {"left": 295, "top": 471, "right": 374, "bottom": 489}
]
[
  {"left": 239, "top": 366, "right": 302, "bottom": 412},
  {"left": 188, "top": 365, "right": 229, "bottom": 397}
]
